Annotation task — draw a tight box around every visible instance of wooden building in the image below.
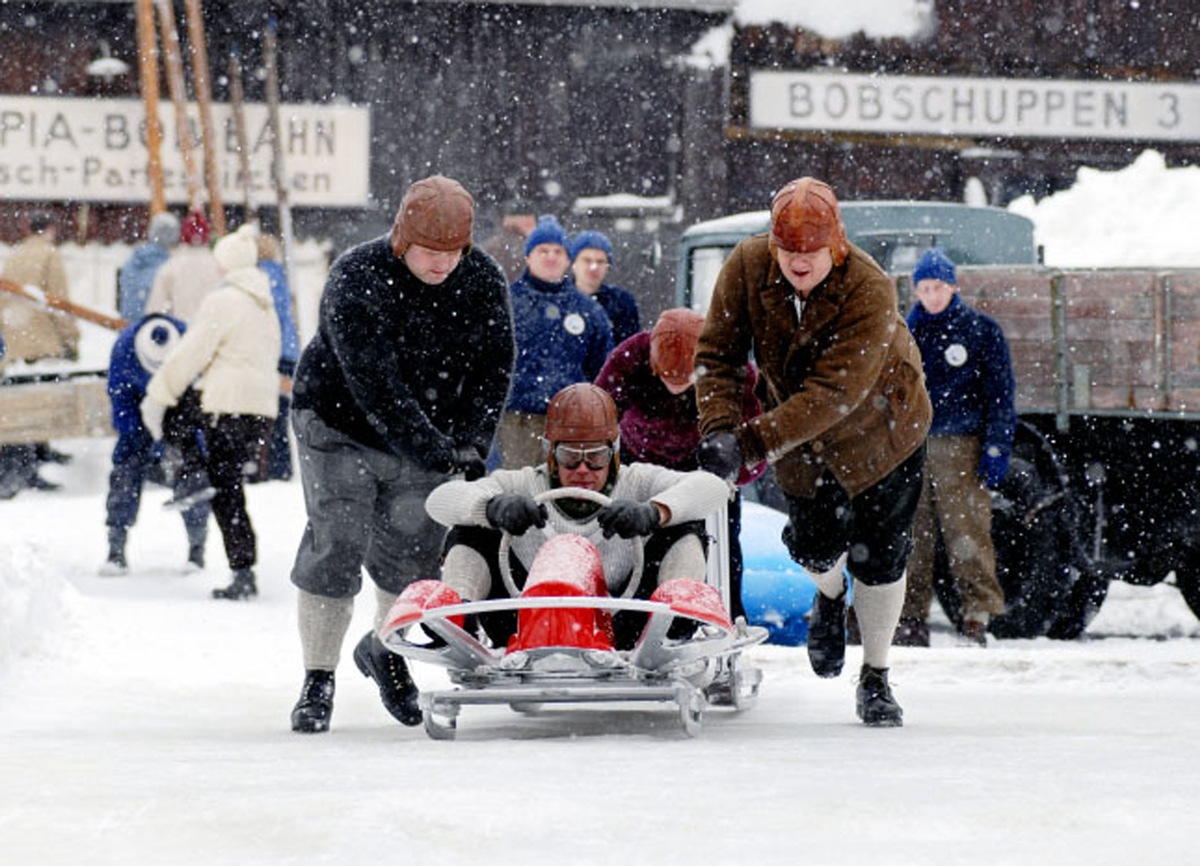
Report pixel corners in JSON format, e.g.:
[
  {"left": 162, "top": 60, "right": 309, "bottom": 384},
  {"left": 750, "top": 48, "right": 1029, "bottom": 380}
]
[
  {"left": 727, "top": 0, "right": 1200, "bottom": 211},
  {"left": 2, "top": 1, "right": 1198, "bottom": 314}
]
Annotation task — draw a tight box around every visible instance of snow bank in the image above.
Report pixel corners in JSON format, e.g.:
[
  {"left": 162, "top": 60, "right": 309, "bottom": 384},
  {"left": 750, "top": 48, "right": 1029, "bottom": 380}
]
[
  {"left": 689, "top": 0, "right": 932, "bottom": 69},
  {"left": 0, "top": 540, "right": 77, "bottom": 670},
  {"left": 734, "top": 0, "right": 933, "bottom": 40},
  {"left": 1008, "top": 150, "right": 1200, "bottom": 268}
]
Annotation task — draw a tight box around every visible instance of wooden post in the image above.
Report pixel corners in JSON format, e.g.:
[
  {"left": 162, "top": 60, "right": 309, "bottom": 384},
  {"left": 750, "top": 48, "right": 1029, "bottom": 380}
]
[
  {"left": 183, "top": 0, "right": 225, "bottom": 235},
  {"left": 135, "top": 0, "right": 165, "bottom": 216},
  {"left": 154, "top": 0, "right": 203, "bottom": 214},
  {"left": 227, "top": 48, "right": 254, "bottom": 214},
  {"left": 263, "top": 18, "right": 296, "bottom": 291}
]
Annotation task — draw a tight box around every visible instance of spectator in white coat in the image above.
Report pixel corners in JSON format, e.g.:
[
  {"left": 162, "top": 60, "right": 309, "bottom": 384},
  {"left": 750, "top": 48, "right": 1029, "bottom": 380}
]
[{"left": 141, "top": 223, "right": 281, "bottom": 601}]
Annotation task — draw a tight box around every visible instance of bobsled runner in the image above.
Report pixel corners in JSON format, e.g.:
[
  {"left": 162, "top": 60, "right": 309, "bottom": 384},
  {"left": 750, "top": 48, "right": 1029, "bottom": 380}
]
[{"left": 378, "top": 488, "right": 768, "bottom": 740}]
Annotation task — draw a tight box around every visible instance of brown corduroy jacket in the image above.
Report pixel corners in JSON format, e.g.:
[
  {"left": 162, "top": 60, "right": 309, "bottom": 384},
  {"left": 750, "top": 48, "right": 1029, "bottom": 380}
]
[{"left": 695, "top": 235, "right": 931, "bottom": 499}]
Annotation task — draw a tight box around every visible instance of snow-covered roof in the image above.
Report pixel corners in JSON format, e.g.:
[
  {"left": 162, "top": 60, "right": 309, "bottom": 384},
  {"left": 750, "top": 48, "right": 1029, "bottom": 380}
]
[{"left": 432, "top": 0, "right": 737, "bottom": 11}]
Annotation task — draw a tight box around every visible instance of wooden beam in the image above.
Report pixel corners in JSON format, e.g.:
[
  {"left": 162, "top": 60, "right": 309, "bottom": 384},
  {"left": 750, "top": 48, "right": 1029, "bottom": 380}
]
[
  {"left": 155, "top": 0, "right": 203, "bottom": 213},
  {"left": 0, "top": 278, "right": 129, "bottom": 332},
  {"left": 183, "top": 0, "right": 226, "bottom": 235},
  {"left": 135, "top": 0, "right": 166, "bottom": 216},
  {"left": 227, "top": 48, "right": 254, "bottom": 214}
]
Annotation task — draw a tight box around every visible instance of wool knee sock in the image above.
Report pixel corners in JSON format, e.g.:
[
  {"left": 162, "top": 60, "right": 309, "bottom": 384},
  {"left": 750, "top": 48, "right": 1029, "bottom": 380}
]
[
  {"left": 853, "top": 575, "right": 906, "bottom": 669},
  {"left": 297, "top": 589, "right": 354, "bottom": 671},
  {"left": 811, "top": 552, "right": 849, "bottom": 599}
]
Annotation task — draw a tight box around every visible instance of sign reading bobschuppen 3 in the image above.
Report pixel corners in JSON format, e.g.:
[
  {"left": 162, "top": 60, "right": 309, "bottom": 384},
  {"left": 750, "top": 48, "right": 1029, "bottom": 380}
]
[
  {"left": 0, "top": 95, "right": 370, "bottom": 206},
  {"left": 750, "top": 71, "right": 1200, "bottom": 142}
]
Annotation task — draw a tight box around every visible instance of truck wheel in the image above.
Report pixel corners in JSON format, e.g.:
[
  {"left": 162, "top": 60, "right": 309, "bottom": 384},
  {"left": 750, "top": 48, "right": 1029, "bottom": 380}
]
[{"left": 935, "top": 422, "right": 1089, "bottom": 639}]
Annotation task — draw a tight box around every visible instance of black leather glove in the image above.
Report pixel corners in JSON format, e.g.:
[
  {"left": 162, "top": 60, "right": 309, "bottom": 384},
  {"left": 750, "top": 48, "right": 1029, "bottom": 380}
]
[
  {"left": 596, "top": 500, "right": 661, "bottom": 539},
  {"left": 485, "top": 493, "right": 548, "bottom": 536},
  {"left": 452, "top": 446, "right": 486, "bottom": 481},
  {"left": 697, "top": 431, "right": 744, "bottom": 482}
]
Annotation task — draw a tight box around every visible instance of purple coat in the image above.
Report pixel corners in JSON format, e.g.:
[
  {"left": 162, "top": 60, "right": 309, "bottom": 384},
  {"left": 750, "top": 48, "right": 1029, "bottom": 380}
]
[{"left": 595, "top": 331, "right": 764, "bottom": 484}]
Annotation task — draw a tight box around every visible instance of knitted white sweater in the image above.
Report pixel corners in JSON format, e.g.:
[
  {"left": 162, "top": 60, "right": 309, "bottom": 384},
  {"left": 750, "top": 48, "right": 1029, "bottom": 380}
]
[{"left": 425, "top": 463, "right": 729, "bottom": 592}]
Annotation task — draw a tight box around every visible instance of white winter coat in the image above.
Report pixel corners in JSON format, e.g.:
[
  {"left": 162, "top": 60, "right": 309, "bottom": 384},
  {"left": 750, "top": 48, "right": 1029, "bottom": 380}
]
[
  {"left": 425, "top": 462, "right": 729, "bottom": 592},
  {"left": 145, "top": 245, "right": 224, "bottom": 322},
  {"left": 147, "top": 266, "right": 281, "bottom": 418}
]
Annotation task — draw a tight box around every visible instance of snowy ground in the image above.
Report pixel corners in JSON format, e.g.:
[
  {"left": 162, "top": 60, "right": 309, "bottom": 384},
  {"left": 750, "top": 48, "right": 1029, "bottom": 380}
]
[{"left": 2, "top": 437, "right": 1198, "bottom": 866}]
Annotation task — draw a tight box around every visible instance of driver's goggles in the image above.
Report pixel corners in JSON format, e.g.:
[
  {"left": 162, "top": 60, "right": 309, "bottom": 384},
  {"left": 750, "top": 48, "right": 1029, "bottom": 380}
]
[{"left": 554, "top": 443, "right": 613, "bottom": 471}]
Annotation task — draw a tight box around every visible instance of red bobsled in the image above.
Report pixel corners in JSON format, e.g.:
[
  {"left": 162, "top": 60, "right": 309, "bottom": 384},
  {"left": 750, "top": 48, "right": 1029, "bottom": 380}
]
[{"left": 379, "top": 498, "right": 766, "bottom": 740}]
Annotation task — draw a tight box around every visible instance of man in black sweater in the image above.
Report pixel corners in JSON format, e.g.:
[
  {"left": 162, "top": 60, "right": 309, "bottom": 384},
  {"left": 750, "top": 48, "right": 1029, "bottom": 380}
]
[{"left": 288, "top": 175, "right": 515, "bottom": 733}]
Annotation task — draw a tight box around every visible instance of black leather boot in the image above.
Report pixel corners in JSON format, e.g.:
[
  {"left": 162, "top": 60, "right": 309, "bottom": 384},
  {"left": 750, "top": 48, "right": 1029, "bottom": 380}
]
[
  {"left": 353, "top": 631, "right": 421, "bottom": 726},
  {"left": 99, "top": 527, "right": 128, "bottom": 576},
  {"left": 212, "top": 568, "right": 257, "bottom": 600},
  {"left": 291, "top": 670, "right": 335, "bottom": 733},
  {"left": 806, "top": 588, "right": 847, "bottom": 678},
  {"left": 856, "top": 664, "right": 903, "bottom": 727}
]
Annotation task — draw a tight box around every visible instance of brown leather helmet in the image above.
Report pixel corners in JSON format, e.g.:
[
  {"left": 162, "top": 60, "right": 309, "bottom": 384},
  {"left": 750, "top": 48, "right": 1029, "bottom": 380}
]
[
  {"left": 543, "top": 383, "right": 619, "bottom": 445},
  {"left": 769, "top": 177, "right": 850, "bottom": 265},
  {"left": 390, "top": 175, "right": 474, "bottom": 256},
  {"left": 649, "top": 308, "right": 705, "bottom": 383}
]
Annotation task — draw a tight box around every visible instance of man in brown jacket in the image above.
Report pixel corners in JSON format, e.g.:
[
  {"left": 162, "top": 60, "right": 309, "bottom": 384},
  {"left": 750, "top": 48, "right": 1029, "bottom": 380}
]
[
  {"left": 694, "top": 177, "right": 932, "bottom": 726},
  {"left": 0, "top": 211, "right": 79, "bottom": 363}
]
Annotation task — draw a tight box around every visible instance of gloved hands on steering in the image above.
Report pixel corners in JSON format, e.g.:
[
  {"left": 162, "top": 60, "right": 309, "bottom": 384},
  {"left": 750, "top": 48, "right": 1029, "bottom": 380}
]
[
  {"left": 452, "top": 445, "right": 487, "bottom": 481},
  {"left": 697, "top": 430, "right": 744, "bottom": 482},
  {"left": 596, "top": 500, "right": 661, "bottom": 539},
  {"left": 485, "top": 493, "right": 548, "bottom": 536}
]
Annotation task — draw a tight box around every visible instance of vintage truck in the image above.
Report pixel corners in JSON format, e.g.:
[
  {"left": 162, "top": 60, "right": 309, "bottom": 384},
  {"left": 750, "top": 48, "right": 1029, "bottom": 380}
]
[{"left": 677, "top": 202, "right": 1200, "bottom": 636}]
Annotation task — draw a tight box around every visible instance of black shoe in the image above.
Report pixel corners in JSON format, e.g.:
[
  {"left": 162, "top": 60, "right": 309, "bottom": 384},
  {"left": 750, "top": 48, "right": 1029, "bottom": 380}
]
[
  {"left": 353, "top": 631, "right": 422, "bottom": 726},
  {"left": 212, "top": 568, "right": 257, "bottom": 600},
  {"left": 186, "top": 544, "right": 205, "bottom": 571},
  {"left": 36, "top": 445, "right": 73, "bottom": 465},
  {"left": 892, "top": 617, "right": 931, "bottom": 647},
  {"left": 291, "top": 670, "right": 335, "bottom": 733},
  {"left": 99, "top": 552, "right": 128, "bottom": 577},
  {"left": 806, "top": 589, "right": 847, "bottom": 678},
  {"left": 165, "top": 472, "right": 216, "bottom": 511},
  {"left": 856, "top": 664, "right": 903, "bottom": 727},
  {"left": 100, "top": 528, "right": 128, "bottom": 576},
  {"left": 29, "top": 474, "right": 62, "bottom": 491}
]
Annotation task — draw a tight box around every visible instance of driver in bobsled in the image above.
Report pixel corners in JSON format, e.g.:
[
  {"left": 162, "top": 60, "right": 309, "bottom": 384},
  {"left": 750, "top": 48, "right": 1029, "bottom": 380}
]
[{"left": 424, "top": 382, "right": 730, "bottom": 648}]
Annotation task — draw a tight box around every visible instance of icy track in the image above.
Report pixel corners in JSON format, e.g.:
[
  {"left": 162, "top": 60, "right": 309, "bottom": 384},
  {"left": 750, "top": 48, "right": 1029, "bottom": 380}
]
[{"left": 1, "top": 438, "right": 1198, "bottom": 866}]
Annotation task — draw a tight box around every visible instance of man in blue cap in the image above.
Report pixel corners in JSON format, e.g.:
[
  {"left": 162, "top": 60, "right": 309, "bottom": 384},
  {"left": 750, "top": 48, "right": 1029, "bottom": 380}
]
[
  {"left": 497, "top": 215, "right": 613, "bottom": 469},
  {"left": 569, "top": 230, "right": 641, "bottom": 346},
  {"left": 898, "top": 247, "right": 1015, "bottom": 647}
]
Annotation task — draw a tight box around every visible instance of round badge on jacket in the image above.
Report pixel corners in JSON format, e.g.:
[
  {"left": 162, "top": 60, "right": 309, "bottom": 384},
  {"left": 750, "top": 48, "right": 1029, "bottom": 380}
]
[
  {"left": 944, "top": 343, "right": 968, "bottom": 367},
  {"left": 563, "top": 312, "right": 586, "bottom": 336}
]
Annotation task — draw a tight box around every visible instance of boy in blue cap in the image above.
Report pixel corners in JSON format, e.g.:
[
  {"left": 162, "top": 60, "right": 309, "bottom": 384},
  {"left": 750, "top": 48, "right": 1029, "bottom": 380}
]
[
  {"left": 569, "top": 230, "right": 641, "bottom": 346},
  {"left": 497, "top": 216, "right": 613, "bottom": 469},
  {"left": 898, "top": 247, "right": 1015, "bottom": 647}
]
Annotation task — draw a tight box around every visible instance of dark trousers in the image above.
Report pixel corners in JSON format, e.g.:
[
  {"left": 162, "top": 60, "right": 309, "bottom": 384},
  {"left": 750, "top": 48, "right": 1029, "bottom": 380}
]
[
  {"left": 105, "top": 428, "right": 209, "bottom": 540},
  {"left": 783, "top": 444, "right": 926, "bottom": 586},
  {"left": 165, "top": 389, "right": 270, "bottom": 571}
]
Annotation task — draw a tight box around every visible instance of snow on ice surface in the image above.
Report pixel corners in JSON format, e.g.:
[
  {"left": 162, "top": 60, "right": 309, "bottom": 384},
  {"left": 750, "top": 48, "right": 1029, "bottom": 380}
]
[
  {"left": 4, "top": 150, "right": 1200, "bottom": 864},
  {"left": 3, "top": 444, "right": 1199, "bottom": 865}
]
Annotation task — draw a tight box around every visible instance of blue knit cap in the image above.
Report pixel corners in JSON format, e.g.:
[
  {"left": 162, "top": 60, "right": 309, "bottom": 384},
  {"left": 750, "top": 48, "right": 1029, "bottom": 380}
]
[
  {"left": 913, "top": 247, "right": 957, "bottom": 285},
  {"left": 569, "top": 230, "right": 614, "bottom": 263},
  {"left": 524, "top": 215, "right": 569, "bottom": 256}
]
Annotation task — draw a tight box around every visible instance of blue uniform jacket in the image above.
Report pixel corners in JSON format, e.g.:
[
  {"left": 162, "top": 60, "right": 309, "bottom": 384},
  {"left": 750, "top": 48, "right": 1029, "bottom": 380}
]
[
  {"left": 907, "top": 294, "right": 1016, "bottom": 457},
  {"left": 506, "top": 272, "right": 613, "bottom": 414}
]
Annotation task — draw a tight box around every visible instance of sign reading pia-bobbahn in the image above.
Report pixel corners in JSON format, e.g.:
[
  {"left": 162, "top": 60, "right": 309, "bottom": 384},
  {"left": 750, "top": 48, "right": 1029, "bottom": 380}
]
[
  {"left": 0, "top": 95, "right": 370, "bottom": 207},
  {"left": 750, "top": 71, "right": 1200, "bottom": 142}
]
